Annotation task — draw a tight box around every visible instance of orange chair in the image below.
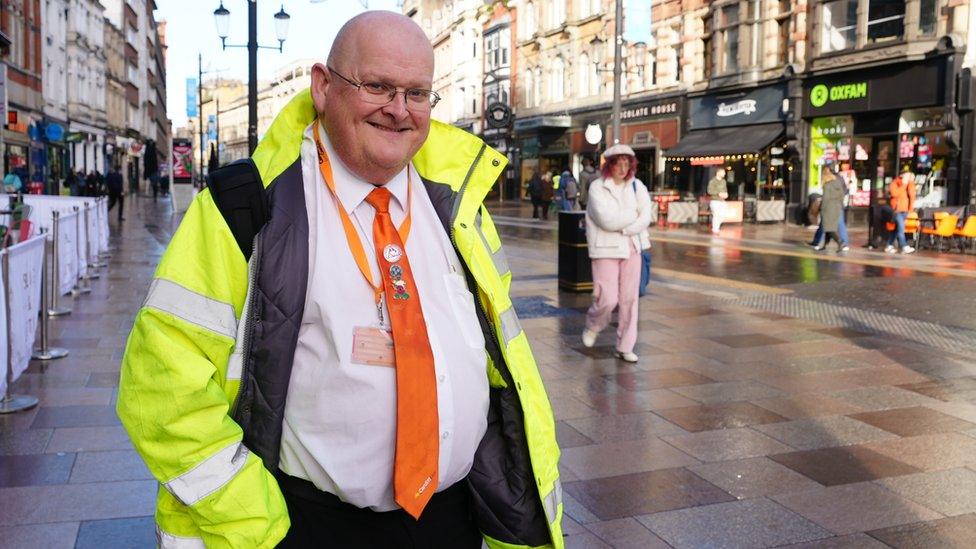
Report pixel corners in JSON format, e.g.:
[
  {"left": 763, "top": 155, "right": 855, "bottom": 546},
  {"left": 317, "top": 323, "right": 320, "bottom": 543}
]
[
  {"left": 887, "top": 211, "right": 920, "bottom": 248},
  {"left": 954, "top": 215, "right": 976, "bottom": 253},
  {"left": 921, "top": 214, "right": 959, "bottom": 251}
]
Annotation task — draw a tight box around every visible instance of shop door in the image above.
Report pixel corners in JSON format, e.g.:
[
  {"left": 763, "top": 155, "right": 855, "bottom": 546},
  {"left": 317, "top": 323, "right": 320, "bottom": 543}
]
[{"left": 634, "top": 148, "right": 655, "bottom": 190}]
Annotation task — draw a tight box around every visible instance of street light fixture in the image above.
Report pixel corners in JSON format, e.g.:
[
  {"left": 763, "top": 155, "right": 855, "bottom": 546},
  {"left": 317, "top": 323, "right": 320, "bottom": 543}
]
[
  {"left": 589, "top": 0, "right": 648, "bottom": 145},
  {"left": 212, "top": 1, "right": 290, "bottom": 155}
]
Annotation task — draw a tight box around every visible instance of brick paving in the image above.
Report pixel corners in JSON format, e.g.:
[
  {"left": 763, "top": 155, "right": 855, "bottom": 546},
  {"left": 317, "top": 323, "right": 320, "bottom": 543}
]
[{"left": 2, "top": 196, "right": 976, "bottom": 547}]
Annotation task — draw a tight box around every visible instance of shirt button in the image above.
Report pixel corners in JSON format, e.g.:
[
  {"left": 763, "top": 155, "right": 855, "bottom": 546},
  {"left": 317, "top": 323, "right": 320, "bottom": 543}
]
[
  {"left": 442, "top": 431, "right": 450, "bottom": 440},
  {"left": 438, "top": 375, "right": 446, "bottom": 383}
]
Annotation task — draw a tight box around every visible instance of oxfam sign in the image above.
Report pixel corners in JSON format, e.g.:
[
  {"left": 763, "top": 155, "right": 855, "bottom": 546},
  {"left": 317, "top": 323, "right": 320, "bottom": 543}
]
[{"left": 810, "top": 82, "right": 868, "bottom": 108}]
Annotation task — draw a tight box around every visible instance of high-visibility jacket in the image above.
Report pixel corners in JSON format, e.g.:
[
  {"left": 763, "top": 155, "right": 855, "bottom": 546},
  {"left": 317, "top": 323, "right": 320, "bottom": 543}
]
[{"left": 117, "top": 89, "right": 564, "bottom": 548}]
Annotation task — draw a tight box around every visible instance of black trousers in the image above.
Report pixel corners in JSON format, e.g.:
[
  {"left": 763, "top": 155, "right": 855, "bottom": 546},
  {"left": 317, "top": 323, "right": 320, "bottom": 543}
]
[
  {"left": 108, "top": 191, "right": 124, "bottom": 220},
  {"left": 275, "top": 474, "right": 482, "bottom": 549}
]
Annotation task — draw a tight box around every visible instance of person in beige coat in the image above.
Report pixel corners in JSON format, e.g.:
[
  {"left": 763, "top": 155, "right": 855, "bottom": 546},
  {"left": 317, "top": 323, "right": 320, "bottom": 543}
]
[{"left": 581, "top": 144, "right": 652, "bottom": 362}]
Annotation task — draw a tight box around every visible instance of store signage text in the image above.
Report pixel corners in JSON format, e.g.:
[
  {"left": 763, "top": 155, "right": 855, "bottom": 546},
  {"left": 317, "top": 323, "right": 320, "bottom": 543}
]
[
  {"left": 716, "top": 100, "right": 757, "bottom": 117},
  {"left": 809, "top": 82, "right": 868, "bottom": 108},
  {"left": 620, "top": 101, "right": 679, "bottom": 121}
]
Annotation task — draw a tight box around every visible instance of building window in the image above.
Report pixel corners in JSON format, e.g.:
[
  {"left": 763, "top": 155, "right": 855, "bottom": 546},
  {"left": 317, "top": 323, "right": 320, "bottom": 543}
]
[
  {"left": 548, "top": 1, "right": 565, "bottom": 29},
  {"left": 919, "top": 0, "right": 938, "bottom": 35},
  {"left": 523, "top": 69, "right": 534, "bottom": 107},
  {"left": 523, "top": 2, "right": 536, "bottom": 38},
  {"left": 534, "top": 67, "right": 543, "bottom": 106},
  {"left": 821, "top": 0, "right": 857, "bottom": 53},
  {"left": 702, "top": 15, "right": 712, "bottom": 80},
  {"left": 776, "top": 1, "right": 792, "bottom": 65},
  {"left": 550, "top": 57, "right": 565, "bottom": 101},
  {"left": 717, "top": 3, "right": 739, "bottom": 74},
  {"left": 579, "top": 53, "right": 591, "bottom": 96},
  {"left": 867, "top": 0, "right": 905, "bottom": 43}
]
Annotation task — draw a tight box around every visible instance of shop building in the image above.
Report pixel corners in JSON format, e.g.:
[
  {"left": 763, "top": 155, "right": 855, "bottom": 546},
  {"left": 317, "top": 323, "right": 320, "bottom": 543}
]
[
  {"left": 664, "top": 82, "right": 797, "bottom": 221},
  {"left": 801, "top": 52, "right": 968, "bottom": 217}
]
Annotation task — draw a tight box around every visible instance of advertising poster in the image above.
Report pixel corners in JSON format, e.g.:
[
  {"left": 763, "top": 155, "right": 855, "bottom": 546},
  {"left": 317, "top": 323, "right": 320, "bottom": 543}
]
[{"left": 173, "top": 141, "right": 194, "bottom": 179}]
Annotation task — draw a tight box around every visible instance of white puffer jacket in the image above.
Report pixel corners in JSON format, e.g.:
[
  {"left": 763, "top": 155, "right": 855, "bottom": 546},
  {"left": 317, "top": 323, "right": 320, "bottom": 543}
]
[{"left": 585, "top": 176, "right": 653, "bottom": 259}]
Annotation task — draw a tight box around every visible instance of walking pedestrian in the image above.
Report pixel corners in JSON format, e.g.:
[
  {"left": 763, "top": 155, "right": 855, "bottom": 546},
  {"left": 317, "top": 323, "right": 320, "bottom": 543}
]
[
  {"left": 106, "top": 166, "right": 125, "bottom": 221},
  {"left": 577, "top": 156, "right": 599, "bottom": 209},
  {"left": 540, "top": 171, "right": 554, "bottom": 220},
  {"left": 816, "top": 164, "right": 849, "bottom": 252},
  {"left": 581, "top": 144, "right": 652, "bottom": 363},
  {"left": 527, "top": 170, "right": 544, "bottom": 220},
  {"left": 885, "top": 169, "right": 917, "bottom": 254},
  {"left": 707, "top": 168, "right": 728, "bottom": 235},
  {"left": 117, "top": 11, "right": 561, "bottom": 549},
  {"left": 561, "top": 168, "right": 578, "bottom": 211}
]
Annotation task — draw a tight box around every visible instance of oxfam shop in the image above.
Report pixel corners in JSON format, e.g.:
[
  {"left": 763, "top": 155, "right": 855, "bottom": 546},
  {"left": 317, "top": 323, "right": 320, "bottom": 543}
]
[{"left": 803, "top": 56, "right": 960, "bottom": 220}]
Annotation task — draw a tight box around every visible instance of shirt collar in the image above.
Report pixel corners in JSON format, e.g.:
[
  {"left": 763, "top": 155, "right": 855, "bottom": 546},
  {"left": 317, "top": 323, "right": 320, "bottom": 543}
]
[{"left": 308, "top": 120, "right": 409, "bottom": 215}]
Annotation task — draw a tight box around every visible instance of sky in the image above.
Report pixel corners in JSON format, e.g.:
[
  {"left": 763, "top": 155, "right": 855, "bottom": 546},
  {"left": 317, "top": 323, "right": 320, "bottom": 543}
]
[{"left": 156, "top": 0, "right": 403, "bottom": 129}]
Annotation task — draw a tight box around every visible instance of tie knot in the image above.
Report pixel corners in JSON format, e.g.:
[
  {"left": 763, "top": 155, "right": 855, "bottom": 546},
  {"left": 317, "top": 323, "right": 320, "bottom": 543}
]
[{"left": 366, "top": 187, "right": 392, "bottom": 213}]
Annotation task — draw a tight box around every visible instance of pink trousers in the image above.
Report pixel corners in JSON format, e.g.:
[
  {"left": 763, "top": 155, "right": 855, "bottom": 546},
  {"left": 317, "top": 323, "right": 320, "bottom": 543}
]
[{"left": 586, "top": 246, "right": 641, "bottom": 354}]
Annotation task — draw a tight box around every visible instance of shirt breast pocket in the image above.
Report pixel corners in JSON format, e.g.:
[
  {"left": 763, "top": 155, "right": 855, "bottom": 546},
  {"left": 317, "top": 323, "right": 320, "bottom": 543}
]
[{"left": 444, "top": 273, "right": 485, "bottom": 349}]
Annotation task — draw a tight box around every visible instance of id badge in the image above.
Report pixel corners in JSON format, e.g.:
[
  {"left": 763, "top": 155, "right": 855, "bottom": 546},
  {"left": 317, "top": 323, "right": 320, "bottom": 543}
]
[{"left": 351, "top": 326, "right": 395, "bottom": 367}]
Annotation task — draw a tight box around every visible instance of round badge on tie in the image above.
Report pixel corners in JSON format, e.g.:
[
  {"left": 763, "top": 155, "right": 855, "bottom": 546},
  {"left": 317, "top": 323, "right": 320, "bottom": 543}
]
[{"left": 383, "top": 244, "right": 403, "bottom": 263}]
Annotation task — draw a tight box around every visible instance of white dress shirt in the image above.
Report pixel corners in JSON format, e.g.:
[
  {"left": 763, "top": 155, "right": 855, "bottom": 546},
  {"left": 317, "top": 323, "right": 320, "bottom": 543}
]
[{"left": 279, "top": 121, "right": 489, "bottom": 511}]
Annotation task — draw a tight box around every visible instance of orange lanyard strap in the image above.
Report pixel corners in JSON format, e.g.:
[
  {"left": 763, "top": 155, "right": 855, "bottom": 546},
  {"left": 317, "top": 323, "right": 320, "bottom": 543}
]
[{"left": 312, "top": 121, "right": 413, "bottom": 305}]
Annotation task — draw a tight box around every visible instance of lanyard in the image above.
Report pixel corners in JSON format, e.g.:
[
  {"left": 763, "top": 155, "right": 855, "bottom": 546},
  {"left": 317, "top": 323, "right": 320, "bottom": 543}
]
[{"left": 312, "top": 121, "right": 413, "bottom": 320}]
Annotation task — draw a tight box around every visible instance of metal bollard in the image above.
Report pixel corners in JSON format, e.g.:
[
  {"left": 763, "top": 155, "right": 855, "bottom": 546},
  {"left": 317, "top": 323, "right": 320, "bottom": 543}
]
[
  {"left": 48, "top": 210, "right": 71, "bottom": 317},
  {"left": 83, "top": 205, "right": 102, "bottom": 278},
  {"left": 1, "top": 250, "right": 40, "bottom": 413},
  {"left": 32, "top": 233, "right": 69, "bottom": 362}
]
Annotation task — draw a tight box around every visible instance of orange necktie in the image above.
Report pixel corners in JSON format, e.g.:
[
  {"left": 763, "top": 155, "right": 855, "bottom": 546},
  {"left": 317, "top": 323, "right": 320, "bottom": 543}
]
[{"left": 365, "top": 186, "right": 440, "bottom": 520}]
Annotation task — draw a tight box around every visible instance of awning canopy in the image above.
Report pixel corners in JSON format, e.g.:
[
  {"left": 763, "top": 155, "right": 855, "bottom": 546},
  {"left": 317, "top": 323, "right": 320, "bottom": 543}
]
[{"left": 665, "top": 123, "right": 783, "bottom": 158}]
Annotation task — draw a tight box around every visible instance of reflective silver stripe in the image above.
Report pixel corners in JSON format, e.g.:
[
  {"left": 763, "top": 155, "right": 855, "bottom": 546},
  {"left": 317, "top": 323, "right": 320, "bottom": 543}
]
[
  {"left": 499, "top": 307, "right": 522, "bottom": 344},
  {"left": 542, "top": 479, "right": 563, "bottom": 524},
  {"left": 156, "top": 526, "right": 205, "bottom": 549},
  {"left": 144, "top": 278, "right": 237, "bottom": 340},
  {"left": 164, "top": 442, "right": 249, "bottom": 506},
  {"left": 474, "top": 212, "right": 511, "bottom": 278}
]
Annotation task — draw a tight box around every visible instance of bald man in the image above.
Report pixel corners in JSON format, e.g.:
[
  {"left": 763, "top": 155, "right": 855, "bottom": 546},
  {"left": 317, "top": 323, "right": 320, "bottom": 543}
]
[{"left": 118, "top": 12, "right": 564, "bottom": 549}]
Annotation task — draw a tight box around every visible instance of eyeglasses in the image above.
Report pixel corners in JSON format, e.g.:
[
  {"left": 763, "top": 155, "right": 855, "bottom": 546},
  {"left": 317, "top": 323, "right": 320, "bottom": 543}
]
[{"left": 328, "top": 66, "right": 441, "bottom": 110}]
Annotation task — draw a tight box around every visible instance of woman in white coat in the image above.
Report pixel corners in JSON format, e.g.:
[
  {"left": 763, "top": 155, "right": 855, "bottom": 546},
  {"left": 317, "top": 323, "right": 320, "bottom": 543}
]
[{"left": 581, "top": 144, "right": 653, "bottom": 363}]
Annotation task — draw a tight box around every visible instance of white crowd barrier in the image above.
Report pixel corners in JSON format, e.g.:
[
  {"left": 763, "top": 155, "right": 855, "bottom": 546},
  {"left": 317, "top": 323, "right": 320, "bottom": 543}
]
[{"left": 0, "top": 235, "right": 46, "bottom": 409}]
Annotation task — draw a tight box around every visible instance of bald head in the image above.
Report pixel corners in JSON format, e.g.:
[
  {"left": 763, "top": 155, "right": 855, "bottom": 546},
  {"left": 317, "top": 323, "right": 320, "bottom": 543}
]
[{"left": 328, "top": 11, "right": 433, "bottom": 71}]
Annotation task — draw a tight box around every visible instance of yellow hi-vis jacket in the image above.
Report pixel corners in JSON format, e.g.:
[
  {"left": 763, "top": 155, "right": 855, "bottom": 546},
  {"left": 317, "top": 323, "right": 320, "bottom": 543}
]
[{"left": 118, "top": 90, "right": 564, "bottom": 548}]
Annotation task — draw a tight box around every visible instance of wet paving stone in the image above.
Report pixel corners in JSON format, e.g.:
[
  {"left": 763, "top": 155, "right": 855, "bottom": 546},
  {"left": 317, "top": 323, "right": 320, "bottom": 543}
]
[
  {"left": 753, "top": 415, "right": 898, "bottom": 450},
  {"left": 0, "top": 453, "right": 75, "bottom": 487},
  {"left": 867, "top": 513, "right": 976, "bottom": 548},
  {"left": 655, "top": 401, "right": 788, "bottom": 433},
  {"left": 30, "top": 405, "right": 122, "bottom": 429},
  {"left": 606, "top": 368, "right": 714, "bottom": 391},
  {"left": 862, "top": 433, "right": 976, "bottom": 471},
  {"left": 877, "top": 468, "right": 976, "bottom": 516},
  {"left": 769, "top": 445, "right": 921, "bottom": 486},
  {"left": 688, "top": 457, "right": 823, "bottom": 499},
  {"left": 564, "top": 467, "right": 735, "bottom": 520},
  {"left": 707, "top": 333, "right": 790, "bottom": 348},
  {"left": 662, "top": 428, "right": 792, "bottom": 462},
  {"left": 851, "top": 406, "right": 976, "bottom": 437},
  {"left": 638, "top": 497, "right": 832, "bottom": 548},
  {"left": 582, "top": 518, "right": 671, "bottom": 549},
  {"left": 74, "top": 516, "right": 155, "bottom": 549},
  {"left": 754, "top": 394, "right": 865, "bottom": 420},
  {"left": 898, "top": 376, "right": 976, "bottom": 401}
]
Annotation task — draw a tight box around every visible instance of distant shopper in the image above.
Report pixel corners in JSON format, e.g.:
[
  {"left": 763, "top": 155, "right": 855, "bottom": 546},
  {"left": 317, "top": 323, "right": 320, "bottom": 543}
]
[
  {"left": 540, "top": 171, "right": 554, "bottom": 220},
  {"left": 561, "top": 168, "right": 578, "bottom": 211},
  {"left": 527, "top": 170, "right": 544, "bottom": 220},
  {"left": 706, "top": 168, "right": 728, "bottom": 235},
  {"left": 106, "top": 166, "right": 125, "bottom": 221},
  {"left": 582, "top": 144, "right": 652, "bottom": 363},
  {"left": 868, "top": 191, "right": 893, "bottom": 249},
  {"left": 817, "top": 164, "right": 849, "bottom": 252},
  {"left": 578, "top": 156, "right": 599, "bottom": 209},
  {"left": 886, "top": 170, "right": 917, "bottom": 254}
]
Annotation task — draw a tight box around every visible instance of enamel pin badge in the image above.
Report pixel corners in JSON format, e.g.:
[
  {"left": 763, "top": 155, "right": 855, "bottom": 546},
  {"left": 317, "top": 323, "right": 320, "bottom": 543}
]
[
  {"left": 389, "top": 265, "right": 410, "bottom": 300},
  {"left": 383, "top": 244, "right": 403, "bottom": 263}
]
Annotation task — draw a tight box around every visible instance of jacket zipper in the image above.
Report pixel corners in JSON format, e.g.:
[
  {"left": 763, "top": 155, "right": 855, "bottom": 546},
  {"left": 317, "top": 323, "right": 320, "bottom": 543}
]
[{"left": 232, "top": 234, "right": 262, "bottom": 416}]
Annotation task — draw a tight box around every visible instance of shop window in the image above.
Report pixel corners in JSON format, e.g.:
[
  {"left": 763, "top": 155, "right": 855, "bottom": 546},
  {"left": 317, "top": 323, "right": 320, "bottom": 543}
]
[
  {"left": 919, "top": 0, "right": 938, "bottom": 36},
  {"left": 821, "top": 0, "right": 856, "bottom": 53},
  {"left": 867, "top": 0, "right": 905, "bottom": 43}
]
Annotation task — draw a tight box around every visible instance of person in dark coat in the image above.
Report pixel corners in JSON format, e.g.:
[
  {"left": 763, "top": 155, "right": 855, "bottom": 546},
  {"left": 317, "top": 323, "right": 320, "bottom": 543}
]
[
  {"left": 816, "top": 164, "right": 848, "bottom": 252},
  {"left": 107, "top": 166, "right": 125, "bottom": 221},
  {"left": 85, "top": 171, "right": 98, "bottom": 197},
  {"left": 526, "top": 170, "right": 544, "bottom": 220},
  {"left": 540, "top": 171, "right": 554, "bottom": 220}
]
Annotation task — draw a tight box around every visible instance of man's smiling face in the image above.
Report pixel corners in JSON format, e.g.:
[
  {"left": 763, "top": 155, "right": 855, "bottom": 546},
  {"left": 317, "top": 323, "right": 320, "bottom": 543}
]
[{"left": 315, "top": 14, "right": 434, "bottom": 184}]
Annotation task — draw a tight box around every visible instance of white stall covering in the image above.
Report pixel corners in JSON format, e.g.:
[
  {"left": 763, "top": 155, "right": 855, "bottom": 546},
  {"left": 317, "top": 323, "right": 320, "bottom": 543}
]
[
  {"left": 58, "top": 210, "right": 80, "bottom": 296},
  {"left": 667, "top": 202, "right": 699, "bottom": 224},
  {"left": 4, "top": 235, "right": 45, "bottom": 389},
  {"left": 15, "top": 195, "right": 98, "bottom": 280},
  {"left": 0, "top": 252, "right": 7, "bottom": 397}
]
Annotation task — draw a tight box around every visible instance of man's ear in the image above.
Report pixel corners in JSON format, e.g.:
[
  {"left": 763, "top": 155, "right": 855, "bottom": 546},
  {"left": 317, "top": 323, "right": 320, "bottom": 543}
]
[{"left": 310, "top": 63, "right": 330, "bottom": 113}]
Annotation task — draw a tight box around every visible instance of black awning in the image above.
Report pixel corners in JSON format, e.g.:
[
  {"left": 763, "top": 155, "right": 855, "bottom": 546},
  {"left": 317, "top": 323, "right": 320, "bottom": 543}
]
[{"left": 665, "top": 123, "right": 784, "bottom": 158}]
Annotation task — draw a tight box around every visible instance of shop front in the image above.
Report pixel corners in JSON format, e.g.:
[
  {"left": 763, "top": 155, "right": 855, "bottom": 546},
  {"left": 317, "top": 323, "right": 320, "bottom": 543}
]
[
  {"left": 802, "top": 55, "right": 963, "bottom": 217},
  {"left": 514, "top": 115, "right": 571, "bottom": 198},
  {"left": 665, "top": 83, "right": 793, "bottom": 222}
]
